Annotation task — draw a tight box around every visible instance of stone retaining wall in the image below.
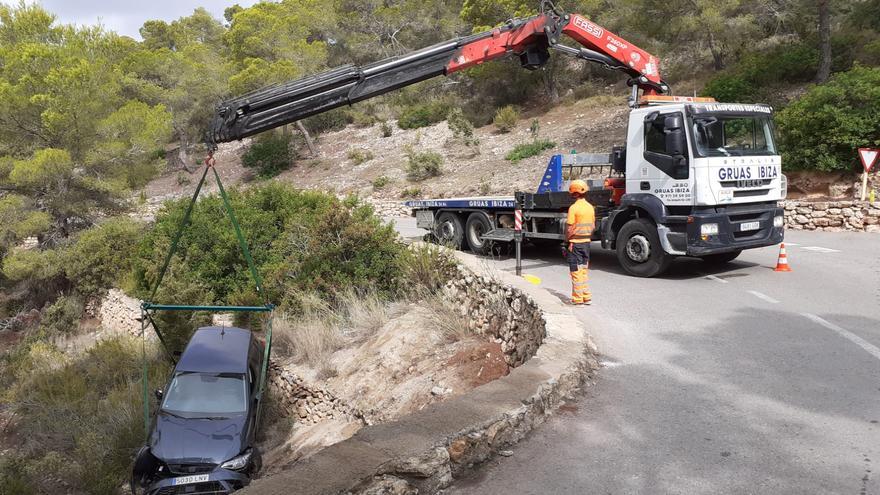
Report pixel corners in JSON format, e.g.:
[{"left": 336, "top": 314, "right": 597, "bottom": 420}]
[
  {"left": 97, "top": 288, "right": 143, "bottom": 337},
  {"left": 365, "top": 198, "right": 411, "bottom": 218},
  {"left": 268, "top": 362, "right": 368, "bottom": 426},
  {"left": 782, "top": 200, "right": 880, "bottom": 233},
  {"left": 442, "top": 264, "right": 545, "bottom": 367}
]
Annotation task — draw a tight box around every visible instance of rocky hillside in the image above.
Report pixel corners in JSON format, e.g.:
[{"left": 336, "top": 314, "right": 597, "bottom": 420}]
[{"left": 141, "top": 94, "right": 630, "bottom": 208}]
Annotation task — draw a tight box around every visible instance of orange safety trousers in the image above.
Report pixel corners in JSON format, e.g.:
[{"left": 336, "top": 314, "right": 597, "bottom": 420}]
[{"left": 567, "top": 242, "right": 591, "bottom": 304}]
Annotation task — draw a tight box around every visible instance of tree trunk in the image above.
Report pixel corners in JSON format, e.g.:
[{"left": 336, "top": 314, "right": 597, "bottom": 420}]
[
  {"left": 816, "top": 0, "right": 832, "bottom": 83},
  {"left": 296, "top": 121, "right": 317, "bottom": 156},
  {"left": 176, "top": 130, "right": 194, "bottom": 173},
  {"left": 707, "top": 31, "right": 724, "bottom": 70}
]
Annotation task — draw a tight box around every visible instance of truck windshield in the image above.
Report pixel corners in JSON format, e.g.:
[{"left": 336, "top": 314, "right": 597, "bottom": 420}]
[
  {"left": 692, "top": 115, "right": 777, "bottom": 157},
  {"left": 161, "top": 372, "right": 247, "bottom": 418}
]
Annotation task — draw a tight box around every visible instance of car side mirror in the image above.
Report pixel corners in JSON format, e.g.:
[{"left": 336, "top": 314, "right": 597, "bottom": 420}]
[
  {"left": 154, "top": 388, "right": 164, "bottom": 401},
  {"left": 664, "top": 115, "right": 685, "bottom": 156}
]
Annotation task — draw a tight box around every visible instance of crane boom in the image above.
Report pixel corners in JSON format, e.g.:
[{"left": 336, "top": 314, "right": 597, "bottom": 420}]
[{"left": 208, "top": 7, "right": 668, "bottom": 145}]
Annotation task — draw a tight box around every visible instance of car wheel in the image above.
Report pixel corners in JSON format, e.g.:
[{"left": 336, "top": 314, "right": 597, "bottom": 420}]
[
  {"left": 616, "top": 218, "right": 673, "bottom": 277},
  {"left": 700, "top": 250, "right": 742, "bottom": 265},
  {"left": 434, "top": 212, "right": 464, "bottom": 249},
  {"left": 465, "top": 212, "right": 494, "bottom": 255}
]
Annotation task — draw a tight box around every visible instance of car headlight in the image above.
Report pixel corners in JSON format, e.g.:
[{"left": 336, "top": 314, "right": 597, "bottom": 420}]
[
  {"left": 774, "top": 215, "right": 784, "bottom": 228},
  {"left": 700, "top": 223, "right": 719, "bottom": 236},
  {"left": 220, "top": 450, "right": 252, "bottom": 471}
]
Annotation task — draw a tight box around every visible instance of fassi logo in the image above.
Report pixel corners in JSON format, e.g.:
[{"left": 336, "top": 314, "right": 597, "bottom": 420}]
[{"left": 573, "top": 16, "right": 604, "bottom": 39}]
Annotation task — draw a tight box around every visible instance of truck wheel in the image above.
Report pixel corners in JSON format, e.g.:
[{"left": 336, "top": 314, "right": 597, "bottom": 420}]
[
  {"left": 434, "top": 212, "right": 464, "bottom": 249},
  {"left": 616, "top": 218, "right": 673, "bottom": 277},
  {"left": 465, "top": 212, "right": 493, "bottom": 255},
  {"left": 700, "top": 250, "right": 742, "bottom": 265}
]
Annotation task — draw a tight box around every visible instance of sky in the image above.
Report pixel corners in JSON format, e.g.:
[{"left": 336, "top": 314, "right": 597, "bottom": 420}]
[{"left": 36, "top": 0, "right": 260, "bottom": 39}]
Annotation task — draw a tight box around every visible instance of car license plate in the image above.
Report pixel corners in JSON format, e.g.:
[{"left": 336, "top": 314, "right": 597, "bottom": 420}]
[
  {"left": 173, "top": 474, "right": 209, "bottom": 486},
  {"left": 740, "top": 221, "right": 760, "bottom": 231},
  {"left": 737, "top": 179, "right": 763, "bottom": 188}
]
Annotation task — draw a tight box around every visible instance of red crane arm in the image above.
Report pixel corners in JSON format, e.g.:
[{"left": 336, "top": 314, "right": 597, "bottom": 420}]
[
  {"left": 445, "top": 13, "right": 663, "bottom": 94},
  {"left": 209, "top": 8, "right": 668, "bottom": 145}
]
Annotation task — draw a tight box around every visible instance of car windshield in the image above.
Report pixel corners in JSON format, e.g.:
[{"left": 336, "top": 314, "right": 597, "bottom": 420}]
[
  {"left": 692, "top": 115, "right": 777, "bottom": 157},
  {"left": 161, "top": 372, "right": 247, "bottom": 418}
]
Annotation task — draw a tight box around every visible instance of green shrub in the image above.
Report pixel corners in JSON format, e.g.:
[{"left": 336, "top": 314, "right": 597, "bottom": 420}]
[
  {"left": 493, "top": 105, "right": 519, "bottom": 133},
  {"left": 402, "top": 245, "right": 457, "bottom": 293},
  {"left": 505, "top": 139, "right": 556, "bottom": 162},
  {"left": 701, "top": 74, "right": 757, "bottom": 103},
  {"left": 2, "top": 336, "right": 169, "bottom": 494},
  {"left": 133, "top": 183, "right": 409, "bottom": 322},
  {"left": 64, "top": 218, "right": 142, "bottom": 297},
  {"left": 303, "top": 107, "right": 353, "bottom": 134},
  {"left": 776, "top": 66, "right": 880, "bottom": 172},
  {"left": 372, "top": 176, "right": 391, "bottom": 189},
  {"left": 405, "top": 149, "right": 443, "bottom": 181},
  {"left": 176, "top": 172, "right": 191, "bottom": 186},
  {"left": 0, "top": 457, "right": 35, "bottom": 495},
  {"left": 242, "top": 133, "right": 294, "bottom": 178},
  {"left": 397, "top": 101, "right": 449, "bottom": 130},
  {"left": 40, "top": 294, "right": 83, "bottom": 335},
  {"left": 400, "top": 187, "right": 422, "bottom": 198},
  {"left": 380, "top": 121, "right": 393, "bottom": 137},
  {"left": 447, "top": 108, "right": 479, "bottom": 146},
  {"left": 703, "top": 43, "right": 819, "bottom": 102},
  {"left": 347, "top": 148, "right": 375, "bottom": 165}
]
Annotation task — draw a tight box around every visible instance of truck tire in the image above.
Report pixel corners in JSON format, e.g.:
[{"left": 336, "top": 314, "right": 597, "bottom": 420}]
[
  {"left": 616, "top": 218, "right": 674, "bottom": 277},
  {"left": 465, "top": 212, "right": 493, "bottom": 255},
  {"left": 434, "top": 212, "right": 464, "bottom": 249},
  {"left": 700, "top": 250, "right": 742, "bottom": 265}
]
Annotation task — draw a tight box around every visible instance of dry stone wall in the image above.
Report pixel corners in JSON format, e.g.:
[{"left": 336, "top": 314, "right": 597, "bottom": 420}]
[
  {"left": 268, "top": 362, "right": 368, "bottom": 426},
  {"left": 98, "top": 288, "right": 144, "bottom": 337},
  {"left": 441, "top": 264, "right": 545, "bottom": 368},
  {"left": 782, "top": 200, "right": 880, "bottom": 233}
]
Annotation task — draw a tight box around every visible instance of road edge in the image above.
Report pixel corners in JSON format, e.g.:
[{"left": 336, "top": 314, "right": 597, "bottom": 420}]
[{"left": 241, "top": 250, "right": 599, "bottom": 494}]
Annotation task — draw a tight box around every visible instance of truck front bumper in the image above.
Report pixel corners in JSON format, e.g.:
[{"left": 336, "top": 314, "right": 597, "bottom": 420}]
[{"left": 685, "top": 205, "right": 784, "bottom": 256}]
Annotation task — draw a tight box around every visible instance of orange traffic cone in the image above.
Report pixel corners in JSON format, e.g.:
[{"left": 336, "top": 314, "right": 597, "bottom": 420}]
[{"left": 774, "top": 243, "right": 792, "bottom": 272}]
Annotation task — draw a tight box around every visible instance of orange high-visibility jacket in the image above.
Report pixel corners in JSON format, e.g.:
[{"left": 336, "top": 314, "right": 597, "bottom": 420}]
[{"left": 566, "top": 198, "right": 595, "bottom": 243}]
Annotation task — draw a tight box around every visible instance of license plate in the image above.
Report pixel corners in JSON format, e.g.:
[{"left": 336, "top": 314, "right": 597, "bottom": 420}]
[
  {"left": 173, "top": 474, "right": 209, "bottom": 486},
  {"left": 740, "top": 221, "right": 760, "bottom": 231},
  {"left": 737, "top": 179, "right": 763, "bottom": 188}
]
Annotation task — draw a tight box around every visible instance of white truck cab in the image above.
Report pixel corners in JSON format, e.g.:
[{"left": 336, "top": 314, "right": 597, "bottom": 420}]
[{"left": 602, "top": 99, "right": 787, "bottom": 275}]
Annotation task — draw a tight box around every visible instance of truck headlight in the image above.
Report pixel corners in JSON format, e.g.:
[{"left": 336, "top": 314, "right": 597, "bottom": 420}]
[
  {"left": 700, "top": 223, "right": 719, "bottom": 236},
  {"left": 774, "top": 215, "right": 784, "bottom": 228},
  {"left": 220, "top": 450, "right": 252, "bottom": 471}
]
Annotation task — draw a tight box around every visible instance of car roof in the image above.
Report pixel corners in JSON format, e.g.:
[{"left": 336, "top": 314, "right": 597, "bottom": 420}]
[{"left": 175, "top": 326, "right": 253, "bottom": 374}]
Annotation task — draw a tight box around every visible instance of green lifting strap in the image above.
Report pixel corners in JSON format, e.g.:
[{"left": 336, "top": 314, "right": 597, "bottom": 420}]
[{"left": 139, "top": 155, "right": 275, "bottom": 442}]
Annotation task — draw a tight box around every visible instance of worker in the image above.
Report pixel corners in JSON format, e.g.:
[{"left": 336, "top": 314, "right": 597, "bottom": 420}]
[{"left": 565, "top": 180, "right": 595, "bottom": 305}]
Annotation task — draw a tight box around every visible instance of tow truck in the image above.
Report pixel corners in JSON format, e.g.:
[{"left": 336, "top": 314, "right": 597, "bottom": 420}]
[{"left": 209, "top": 1, "right": 786, "bottom": 278}]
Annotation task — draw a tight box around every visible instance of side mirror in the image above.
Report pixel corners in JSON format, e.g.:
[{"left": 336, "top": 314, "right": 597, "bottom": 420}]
[
  {"left": 664, "top": 115, "right": 686, "bottom": 156},
  {"left": 154, "top": 388, "right": 164, "bottom": 401}
]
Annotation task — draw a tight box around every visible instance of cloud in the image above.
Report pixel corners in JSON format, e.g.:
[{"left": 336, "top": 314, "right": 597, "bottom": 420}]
[{"left": 36, "top": 0, "right": 258, "bottom": 38}]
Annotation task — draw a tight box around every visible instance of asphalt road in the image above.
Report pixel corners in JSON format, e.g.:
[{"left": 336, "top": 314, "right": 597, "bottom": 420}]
[{"left": 391, "top": 218, "right": 880, "bottom": 495}]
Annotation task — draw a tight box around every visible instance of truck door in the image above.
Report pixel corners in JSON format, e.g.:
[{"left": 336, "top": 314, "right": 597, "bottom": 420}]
[{"left": 629, "top": 111, "right": 694, "bottom": 206}]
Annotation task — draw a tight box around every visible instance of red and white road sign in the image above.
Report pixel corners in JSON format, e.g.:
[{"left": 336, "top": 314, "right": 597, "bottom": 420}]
[
  {"left": 514, "top": 209, "right": 523, "bottom": 231},
  {"left": 859, "top": 148, "right": 879, "bottom": 173}
]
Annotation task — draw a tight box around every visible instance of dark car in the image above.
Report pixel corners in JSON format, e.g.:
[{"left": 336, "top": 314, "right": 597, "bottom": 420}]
[{"left": 132, "top": 326, "right": 265, "bottom": 494}]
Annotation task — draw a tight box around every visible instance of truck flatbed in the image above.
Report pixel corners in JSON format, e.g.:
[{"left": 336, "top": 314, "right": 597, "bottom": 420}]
[{"left": 404, "top": 196, "right": 516, "bottom": 210}]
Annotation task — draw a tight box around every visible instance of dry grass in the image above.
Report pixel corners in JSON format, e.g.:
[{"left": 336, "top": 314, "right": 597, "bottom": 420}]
[
  {"left": 423, "top": 291, "right": 472, "bottom": 342},
  {"left": 272, "top": 290, "right": 395, "bottom": 366}
]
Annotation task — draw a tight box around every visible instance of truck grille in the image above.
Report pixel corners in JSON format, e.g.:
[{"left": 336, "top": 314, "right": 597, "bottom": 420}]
[{"left": 733, "top": 189, "right": 771, "bottom": 198}]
